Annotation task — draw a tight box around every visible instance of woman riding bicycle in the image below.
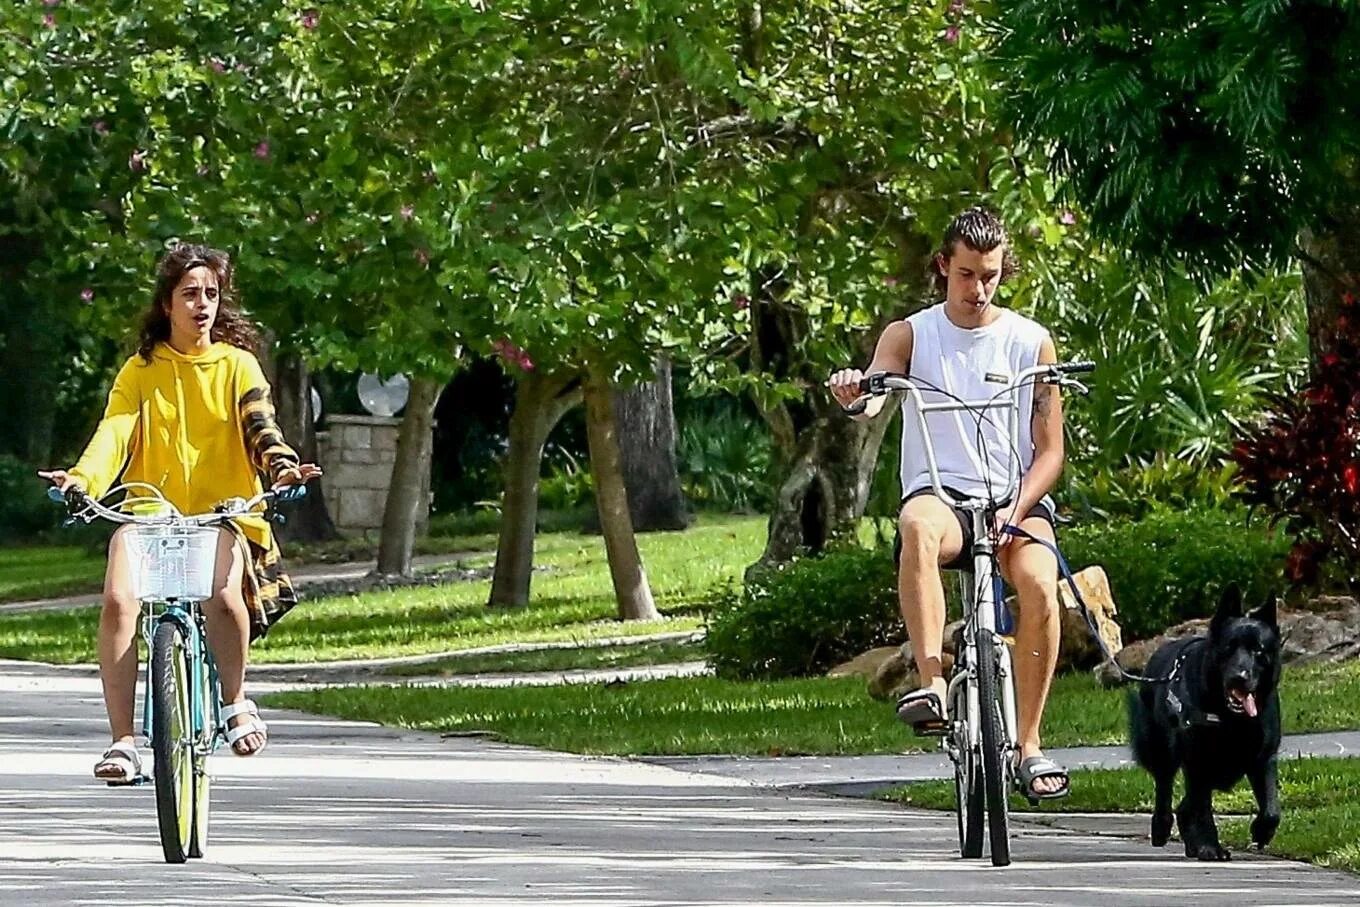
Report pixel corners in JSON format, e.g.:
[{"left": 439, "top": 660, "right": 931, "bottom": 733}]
[{"left": 39, "top": 243, "right": 320, "bottom": 783}]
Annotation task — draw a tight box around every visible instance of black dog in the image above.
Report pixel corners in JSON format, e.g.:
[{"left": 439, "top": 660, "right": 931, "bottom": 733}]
[{"left": 1129, "top": 584, "right": 1282, "bottom": 861}]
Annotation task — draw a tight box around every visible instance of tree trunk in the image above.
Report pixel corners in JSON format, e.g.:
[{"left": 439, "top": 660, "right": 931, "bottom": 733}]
[
  {"left": 271, "top": 352, "right": 340, "bottom": 543},
  {"left": 488, "top": 371, "right": 583, "bottom": 607},
  {"left": 584, "top": 356, "right": 691, "bottom": 533},
  {"left": 1299, "top": 200, "right": 1360, "bottom": 369},
  {"left": 757, "top": 397, "right": 897, "bottom": 566},
  {"left": 583, "top": 364, "right": 660, "bottom": 621},
  {"left": 376, "top": 376, "right": 443, "bottom": 576},
  {"left": 747, "top": 220, "right": 932, "bottom": 572}
]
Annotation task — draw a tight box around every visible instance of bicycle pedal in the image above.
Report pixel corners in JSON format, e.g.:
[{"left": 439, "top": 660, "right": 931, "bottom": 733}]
[
  {"left": 911, "top": 721, "right": 949, "bottom": 738},
  {"left": 106, "top": 773, "right": 152, "bottom": 788}
]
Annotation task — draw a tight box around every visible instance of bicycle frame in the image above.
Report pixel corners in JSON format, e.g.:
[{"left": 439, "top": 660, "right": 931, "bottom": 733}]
[
  {"left": 946, "top": 509, "right": 1019, "bottom": 780},
  {"left": 880, "top": 361, "right": 1057, "bottom": 765},
  {"left": 49, "top": 480, "right": 304, "bottom": 861},
  {"left": 139, "top": 601, "right": 223, "bottom": 764},
  {"left": 855, "top": 361, "right": 1092, "bottom": 865}
]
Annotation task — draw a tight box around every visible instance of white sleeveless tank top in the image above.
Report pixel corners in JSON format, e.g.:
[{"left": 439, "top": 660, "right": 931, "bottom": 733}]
[{"left": 900, "top": 303, "right": 1052, "bottom": 511}]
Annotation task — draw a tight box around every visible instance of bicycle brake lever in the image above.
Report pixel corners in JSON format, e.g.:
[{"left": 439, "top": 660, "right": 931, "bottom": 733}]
[{"left": 1063, "top": 378, "right": 1091, "bottom": 396}]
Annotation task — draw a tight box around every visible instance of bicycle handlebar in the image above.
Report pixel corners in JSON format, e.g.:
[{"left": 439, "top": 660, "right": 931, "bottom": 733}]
[
  {"left": 839, "top": 361, "right": 1096, "bottom": 511},
  {"left": 48, "top": 483, "right": 308, "bottom": 526}
]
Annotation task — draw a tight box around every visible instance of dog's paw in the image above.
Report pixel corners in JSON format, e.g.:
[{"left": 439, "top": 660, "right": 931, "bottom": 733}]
[
  {"left": 1150, "top": 812, "right": 1173, "bottom": 847},
  {"left": 1251, "top": 814, "right": 1280, "bottom": 848},
  {"left": 1191, "top": 843, "right": 1232, "bottom": 862}
]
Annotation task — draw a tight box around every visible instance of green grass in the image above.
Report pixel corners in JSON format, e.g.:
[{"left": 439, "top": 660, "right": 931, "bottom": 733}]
[
  {"left": 263, "top": 675, "right": 923, "bottom": 756},
  {"left": 380, "top": 638, "right": 704, "bottom": 677},
  {"left": 881, "top": 757, "right": 1360, "bottom": 875},
  {"left": 0, "top": 546, "right": 107, "bottom": 604},
  {"left": 0, "top": 506, "right": 585, "bottom": 603},
  {"left": 261, "top": 660, "right": 1360, "bottom": 756},
  {"left": 0, "top": 513, "right": 764, "bottom": 664},
  {"left": 279, "top": 507, "right": 593, "bottom": 564}
]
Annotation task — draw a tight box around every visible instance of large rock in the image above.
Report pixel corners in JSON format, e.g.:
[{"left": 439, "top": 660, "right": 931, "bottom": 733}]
[
  {"left": 856, "top": 641, "right": 958, "bottom": 701},
  {"left": 844, "top": 565, "right": 1129, "bottom": 700},
  {"left": 1095, "top": 595, "right": 1360, "bottom": 687},
  {"left": 827, "top": 646, "right": 902, "bottom": 681},
  {"left": 1283, "top": 597, "right": 1360, "bottom": 664},
  {"left": 1056, "top": 565, "right": 1124, "bottom": 669}
]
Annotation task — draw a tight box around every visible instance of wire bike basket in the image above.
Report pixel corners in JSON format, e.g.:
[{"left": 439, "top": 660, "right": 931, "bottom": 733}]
[{"left": 124, "top": 526, "right": 220, "bottom": 603}]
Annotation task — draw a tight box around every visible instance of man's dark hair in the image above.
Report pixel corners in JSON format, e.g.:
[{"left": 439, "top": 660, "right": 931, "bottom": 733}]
[{"left": 933, "top": 206, "right": 1019, "bottom": 293}]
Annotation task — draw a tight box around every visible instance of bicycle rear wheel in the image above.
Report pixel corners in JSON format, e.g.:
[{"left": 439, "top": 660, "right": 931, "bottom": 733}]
[
  {"left": 950, "top": 667, "right": 983, "bottom": 859},
  {"left": 975, "top": 635, "right": 1011, "bottom": 867},
  {"left": 151, "top": 620, "right": 194, "bottom": 864}
]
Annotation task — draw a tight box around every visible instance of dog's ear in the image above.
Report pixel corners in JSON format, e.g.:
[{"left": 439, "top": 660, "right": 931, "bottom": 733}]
[
  {"left": 1211, "top": 583, "right": 1244, "bottom": 634},
  {"left": 1248, "top": 592, "right": 1279, "bottom": 629}
]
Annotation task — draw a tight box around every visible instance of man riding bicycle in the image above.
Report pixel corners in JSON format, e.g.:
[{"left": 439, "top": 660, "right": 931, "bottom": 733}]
[{"left": 829, "top": 207, "right": 1069, "bottom": 801}]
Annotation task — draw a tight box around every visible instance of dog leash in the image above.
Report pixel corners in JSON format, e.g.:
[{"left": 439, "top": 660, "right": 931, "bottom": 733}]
[{"left": 1001, "top": 525, "right": 1191, "bottom": 685}]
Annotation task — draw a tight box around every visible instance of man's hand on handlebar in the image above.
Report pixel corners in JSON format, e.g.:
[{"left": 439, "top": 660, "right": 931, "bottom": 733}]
[{"left": 826, "top": 368, "right": 868, "bottom": 410}]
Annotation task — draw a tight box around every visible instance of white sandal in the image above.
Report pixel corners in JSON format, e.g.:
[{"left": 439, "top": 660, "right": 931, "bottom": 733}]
[
  {"left": 94, "top": 741, "right": 143, "bottom": 785},
  {"left": 221, "top": 699, "right": 269, "bottom": 756}
]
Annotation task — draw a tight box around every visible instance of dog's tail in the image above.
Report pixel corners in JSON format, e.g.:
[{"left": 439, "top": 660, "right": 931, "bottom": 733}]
[{"left": 1127, "top": 685, "right": 1154, "bottom": 772}]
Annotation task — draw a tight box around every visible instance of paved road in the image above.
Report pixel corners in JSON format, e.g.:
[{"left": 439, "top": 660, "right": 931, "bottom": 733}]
[
  {"left": 649, "top": 730, "right": 1360, "bottom": 792},
  {"left": 2, "top": 660, "right": 1357, "bottom": 906}
]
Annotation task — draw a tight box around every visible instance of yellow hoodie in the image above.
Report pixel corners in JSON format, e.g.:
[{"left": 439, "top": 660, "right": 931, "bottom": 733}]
[{"left": 69, "top": 342, "right": 298, "bottom": 549}]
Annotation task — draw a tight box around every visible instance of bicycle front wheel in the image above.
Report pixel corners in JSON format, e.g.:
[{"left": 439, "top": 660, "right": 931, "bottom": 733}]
[
  {"left": 151, "top": 620, "right": 194, "bottom": 864},
  {"left": 975, "top": 635, "right": 1011, "bottom": 867},
  {"left": 188, "top": 653, "right": 213, "bottom": 859}
]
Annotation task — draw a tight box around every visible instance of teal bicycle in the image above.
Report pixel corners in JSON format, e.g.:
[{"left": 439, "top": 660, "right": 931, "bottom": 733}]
[{"left": 50, "top": 482, "right": 304, "bottom": 863}]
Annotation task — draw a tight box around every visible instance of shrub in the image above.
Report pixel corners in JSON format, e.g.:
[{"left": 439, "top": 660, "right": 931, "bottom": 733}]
[
  {"left": 0, "top": 454, "right": 58, "bottom": 542},
  {"left": 538, "top": 448, "right": 594, "bottom": 511},
  {"left": 1060, "top": 506, "right": 1289, "bottom": 640},
  {"left": 677, "top": 407, "right": 773, "bottom": 513},
  {"left": 1062, "top": 454, "right": 1240, "bottom": 521},
  {"left": 706, "top": 542, "right": 903, "bottom": 679},
  {"left": 1233, "top": 316, "right": 1360, "bottom": 590}
]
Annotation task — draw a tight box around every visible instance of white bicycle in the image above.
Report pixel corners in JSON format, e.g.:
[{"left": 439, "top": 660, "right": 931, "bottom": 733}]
[{"left": 847, "top": 360, "right": 1093, "bottom": 866}]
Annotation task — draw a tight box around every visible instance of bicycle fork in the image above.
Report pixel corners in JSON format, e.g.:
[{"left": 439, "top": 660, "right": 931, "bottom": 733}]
[{"left": 139, "top": 604, "right": 220, "bottom": 762}]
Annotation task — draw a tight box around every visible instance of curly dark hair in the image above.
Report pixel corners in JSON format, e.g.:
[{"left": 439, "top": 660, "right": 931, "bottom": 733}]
[
  {"left": 932, "top": 206, "right": 1020, "bottom": 295},
  {"left": 137, "top": 244, "right": 260, "bottom": 361}
]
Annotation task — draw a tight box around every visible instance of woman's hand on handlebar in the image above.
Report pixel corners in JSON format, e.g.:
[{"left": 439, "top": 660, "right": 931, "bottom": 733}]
[
  {"left": 37, "top": 468, "right": 85, "bottom": 495},
  {"left": 271, "top": 462, "right": 323, "bottom": 491},
  {"left": 826, "top": 368, "right": 867, "bottom": 409}
]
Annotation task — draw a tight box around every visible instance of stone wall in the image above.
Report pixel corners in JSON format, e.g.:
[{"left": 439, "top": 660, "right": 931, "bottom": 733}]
[{"left": 316, "top": 414, "right": 430, "bottom": 533}]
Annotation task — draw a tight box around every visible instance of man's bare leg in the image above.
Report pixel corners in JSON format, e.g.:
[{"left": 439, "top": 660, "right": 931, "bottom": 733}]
[
  {"left": 1000, "top": 515, "right": 1063, "bottom": 796},
  {"left": 897, "top": 496, "right": 965, "bottom": 711}
]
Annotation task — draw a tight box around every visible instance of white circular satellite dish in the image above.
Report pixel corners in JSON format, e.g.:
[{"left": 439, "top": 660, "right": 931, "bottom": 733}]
[
  {"left": 310, "top": 386, "right": 323, "bottom": 423},
  {"left": 357, "top": 372, "right": 410, "bottom": 417}
]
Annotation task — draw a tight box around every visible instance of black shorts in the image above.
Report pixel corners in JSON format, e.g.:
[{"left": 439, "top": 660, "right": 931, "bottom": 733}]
[{"left": 892, "top": 486, "right": 1056, "bottom": 572}]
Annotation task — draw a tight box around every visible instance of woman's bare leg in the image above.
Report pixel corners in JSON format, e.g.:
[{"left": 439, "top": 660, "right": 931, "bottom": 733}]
[{"left": 202, "top": 530, "right": 265, "bottom": 755}]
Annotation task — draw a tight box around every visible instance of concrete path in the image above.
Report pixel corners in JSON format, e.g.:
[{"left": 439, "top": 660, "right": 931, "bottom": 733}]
[
  {"left": 0, "top": 552, "right": 476, "bottom": 615},
  {"left": 648, "top": 730, "right": 1360, "bottom": 793},
  {"left": 2, "top": 660, "right": 1358, "bottom": 906}
]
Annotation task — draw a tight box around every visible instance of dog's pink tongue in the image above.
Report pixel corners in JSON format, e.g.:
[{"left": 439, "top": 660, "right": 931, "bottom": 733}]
[{"left": 1244, "top": 693, "right": 1258, "bottom": 718}]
